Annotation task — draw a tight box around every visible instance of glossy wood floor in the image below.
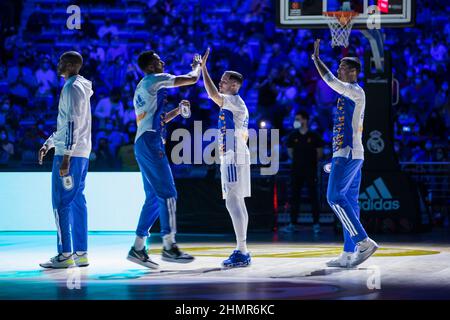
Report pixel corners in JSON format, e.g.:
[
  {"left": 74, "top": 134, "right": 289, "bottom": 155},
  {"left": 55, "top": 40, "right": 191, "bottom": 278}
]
[{"left": 0, "top": 231, "right": 449, "bottom": 300}]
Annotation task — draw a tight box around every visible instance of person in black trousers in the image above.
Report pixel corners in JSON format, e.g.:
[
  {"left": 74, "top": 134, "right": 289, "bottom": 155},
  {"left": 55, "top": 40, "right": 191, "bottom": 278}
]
[{"left": 283, "top": 110, "right": 323, "bottom": 234}]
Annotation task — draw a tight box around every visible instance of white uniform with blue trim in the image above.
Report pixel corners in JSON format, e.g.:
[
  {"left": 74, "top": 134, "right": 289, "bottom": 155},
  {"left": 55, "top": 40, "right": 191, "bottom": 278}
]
[
  {"left": 218, "top": 94, "right": 251, "bottom": 200},
  {"left": 323, "top": 73, "right": 365, "bottom": 160},
  {"left": 132, "top": 72, "right": 178, "bottom": 240},
  {"left": 44, "top": 74, "right": 93, "bottom": 254},
  {"left": 133, "top": 73, "right": 176, "bottom": 142},
  {"left": 322, "top": 71, "right": 369, "bottom": 250},
  {"left": 44, "top": 75, "right": 93, "bottom": 158}
]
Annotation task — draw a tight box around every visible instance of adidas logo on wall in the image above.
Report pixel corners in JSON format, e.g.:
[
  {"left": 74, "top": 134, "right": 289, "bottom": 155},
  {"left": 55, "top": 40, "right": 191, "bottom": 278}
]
[{"left": 359, "top": 177, "right": 400, "bottom": 211}]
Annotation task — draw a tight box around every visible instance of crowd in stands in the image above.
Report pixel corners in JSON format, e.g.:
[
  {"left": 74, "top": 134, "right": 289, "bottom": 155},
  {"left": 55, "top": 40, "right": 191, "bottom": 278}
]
[{"left": 0, "top": 0, "right": 448, "bottom": 170}]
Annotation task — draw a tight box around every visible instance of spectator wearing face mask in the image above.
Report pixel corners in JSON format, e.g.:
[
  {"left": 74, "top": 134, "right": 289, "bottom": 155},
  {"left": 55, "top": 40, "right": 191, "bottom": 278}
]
[
  {"left": 0, "top": 128, "right": 14, "bottom": 165},
  {"left": 94, "top": 89, "right": 124, "bottom": 128},
  {"left": 7, "top": 56, "right": 37, "bottom": 104},
  {"left": 35, "top": 56, "right": 57, "bottom": 98},
  {"left": 283, "top": 110, "right": 324, "bottom": 234}
]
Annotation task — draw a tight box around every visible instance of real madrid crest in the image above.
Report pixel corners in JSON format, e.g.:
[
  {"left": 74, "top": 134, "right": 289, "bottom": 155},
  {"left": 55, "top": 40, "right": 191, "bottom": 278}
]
[
  {"left": 367, "top": 130, "right": 385, "bottom": 154},
  {"left": 179, "top": 100, "right": 191, "bottom": 119}
]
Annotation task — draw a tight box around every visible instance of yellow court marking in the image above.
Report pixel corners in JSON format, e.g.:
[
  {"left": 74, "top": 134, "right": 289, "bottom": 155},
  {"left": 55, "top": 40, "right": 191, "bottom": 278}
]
[{"left": 149, "top": 245, "right": 440, "bottom": 258}]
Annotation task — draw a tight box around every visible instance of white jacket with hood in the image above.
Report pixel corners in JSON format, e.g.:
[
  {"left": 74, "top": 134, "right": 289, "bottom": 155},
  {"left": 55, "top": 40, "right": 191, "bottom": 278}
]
[{"left": 45, "top": 75, "right": 93, "bottom": 159}]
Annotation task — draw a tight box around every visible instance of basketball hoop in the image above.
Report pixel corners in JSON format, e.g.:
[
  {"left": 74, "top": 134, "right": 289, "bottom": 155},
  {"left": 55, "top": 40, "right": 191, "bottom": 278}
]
[{"left": 323, "top": 11, "right": 359, "bottom": 48}]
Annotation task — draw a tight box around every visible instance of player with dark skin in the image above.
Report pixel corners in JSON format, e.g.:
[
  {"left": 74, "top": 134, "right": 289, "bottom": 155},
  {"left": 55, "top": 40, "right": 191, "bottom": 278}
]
[
  {"left": 312, "top": 38, "right": 378, "bottom": 268},
  {"left": 312, "top": 39, "right": 359, "bottom": 83},
  {"left": 140, "top": 52, "right": 201, "bottom": 86},
  {"left": 39, "top": 51, "right": 83, "bottom": 176},
  {"left": 160, "top": 100, "right": 191, "bottom": 125},
  {"left": 39, "top": 52, "right": 200, "bottom": 174}
]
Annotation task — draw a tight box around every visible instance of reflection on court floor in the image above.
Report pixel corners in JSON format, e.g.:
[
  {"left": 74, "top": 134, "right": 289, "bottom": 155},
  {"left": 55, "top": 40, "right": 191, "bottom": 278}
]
[{"left": 0, "top": 232, "right": 449, "bottom": 300}]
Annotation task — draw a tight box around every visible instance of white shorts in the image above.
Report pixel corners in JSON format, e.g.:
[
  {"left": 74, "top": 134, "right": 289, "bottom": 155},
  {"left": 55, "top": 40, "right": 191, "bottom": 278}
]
[{"left": 220, "top": 162, "right": 251, "bottom": 200}]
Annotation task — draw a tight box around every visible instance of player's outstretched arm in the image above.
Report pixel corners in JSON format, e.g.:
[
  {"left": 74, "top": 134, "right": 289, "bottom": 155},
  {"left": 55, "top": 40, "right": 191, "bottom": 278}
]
[
  {"left": 201, "top": 48, "right": 223, "bottom": 107},
  {"left": 312, "top": 39, "right": 332, "bottom": 79},
  {"left": 173, "top": 54, "right": 202, "bottom": 87},
  {"left": 312, "top": 39, "right": 349, "bottom": 96}
]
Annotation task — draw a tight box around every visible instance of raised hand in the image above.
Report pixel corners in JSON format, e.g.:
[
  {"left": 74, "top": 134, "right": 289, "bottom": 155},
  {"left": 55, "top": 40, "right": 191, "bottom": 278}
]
[
  {"left": 191, "top": 53, "right": 202, "bottom": 69},
  {"left": 201, "top": 47, "right": 210, "bottom": 68}
]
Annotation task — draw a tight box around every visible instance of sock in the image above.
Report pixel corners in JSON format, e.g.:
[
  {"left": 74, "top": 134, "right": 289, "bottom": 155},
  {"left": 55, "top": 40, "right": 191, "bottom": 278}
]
[
  {"left": 62, "top": 252, "right": 72, "bottom": 258},
  {"left": 134, "top": 236, "right": 147, "bottom": 251},
  {"left": 75, "top": 251, "right": 87, "bottom": 256},
  {"left": 237, "top": 241, "right": 248, "bottom": 255},
  {"left": 342, "top": 251, "right": 353, "bottom": 258},
  {"left": 357, "top": 237, "right": 370, "bottom": 248},
  {"left": 163, "top": 233, "right": 174, "bottom": 250},
  {"left": 225, "top": 191, "right": 249, "bottom": 255}
]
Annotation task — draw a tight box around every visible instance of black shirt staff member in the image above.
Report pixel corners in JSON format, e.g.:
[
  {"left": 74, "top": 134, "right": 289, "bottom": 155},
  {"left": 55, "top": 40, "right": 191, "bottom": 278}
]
[{"left": 285, "top": 110, "right": 323, "bottom": 233}]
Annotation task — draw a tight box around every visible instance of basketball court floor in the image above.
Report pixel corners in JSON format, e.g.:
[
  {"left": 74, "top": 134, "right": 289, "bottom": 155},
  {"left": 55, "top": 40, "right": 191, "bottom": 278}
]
[{"left": 1, "top": 230, "right": 449, "bottom": 300}]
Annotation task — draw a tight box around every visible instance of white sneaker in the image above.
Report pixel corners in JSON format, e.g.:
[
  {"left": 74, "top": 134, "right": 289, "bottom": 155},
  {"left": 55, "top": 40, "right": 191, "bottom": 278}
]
[
  {"left": 326, "top": 251, "right": 353, "bottom": 268},
  {"left": 73, "top": 252, "right": 89, "bottom": 267},
  {"left": 350, "top": 238, "right": 379, "bottom": 267},
  {"left": 40, "top": 254, "right": 75, "bottom": 269}
]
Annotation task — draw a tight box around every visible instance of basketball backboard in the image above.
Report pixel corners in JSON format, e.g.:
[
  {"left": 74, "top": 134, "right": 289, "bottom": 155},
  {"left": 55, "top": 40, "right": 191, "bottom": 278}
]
[{"left": 276, "top": 0, "right": 415, "bottom": 29}]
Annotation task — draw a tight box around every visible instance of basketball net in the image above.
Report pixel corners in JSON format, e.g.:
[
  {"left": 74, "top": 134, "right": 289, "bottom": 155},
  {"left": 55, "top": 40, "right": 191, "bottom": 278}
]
[{"left": 323, "top": 11, "right": 358, "bottom": 48}]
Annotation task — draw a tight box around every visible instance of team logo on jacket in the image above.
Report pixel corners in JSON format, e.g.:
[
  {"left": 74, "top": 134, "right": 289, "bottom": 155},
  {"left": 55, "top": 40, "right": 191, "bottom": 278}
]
[
  {"left": 367, "top": 130, "right": 385, "bottom": 154},
  {"left": 135, "top": 94, "right": 145, "bottom": 109}
]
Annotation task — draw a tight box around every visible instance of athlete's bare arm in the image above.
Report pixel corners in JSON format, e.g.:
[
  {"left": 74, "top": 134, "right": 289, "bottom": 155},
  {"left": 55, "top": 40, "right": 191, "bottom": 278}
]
[
  {"left": 312, "top": 39, "right": 352, "bottom": 96},
  {"left": 161, "top": 106, "right": 181, "bottom": 125},
  {"left": 201, "top": 48, "right": 224, "bottom": 107},
  {"left": 161, "top": 100, "right": 190, "bottom": 125},
  {"left": 173, "top": 54, "right": 202, "bottom": 87},
  {"left": 312, "top": 39, "right": 332, "bottom": 79}
]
